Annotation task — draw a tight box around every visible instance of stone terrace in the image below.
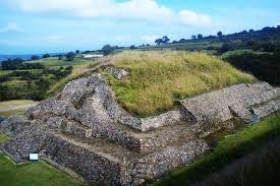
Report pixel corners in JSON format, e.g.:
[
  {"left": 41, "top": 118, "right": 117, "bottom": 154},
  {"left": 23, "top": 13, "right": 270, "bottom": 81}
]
[{"left": 1, "top": 74, "right": 280, "bottom": 185}]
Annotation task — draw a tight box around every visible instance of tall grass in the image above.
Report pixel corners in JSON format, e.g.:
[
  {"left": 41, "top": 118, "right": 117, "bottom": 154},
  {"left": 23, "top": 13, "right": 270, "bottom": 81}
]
[{"left": 101, "top": 51, "right": 256, "bottom": 117}]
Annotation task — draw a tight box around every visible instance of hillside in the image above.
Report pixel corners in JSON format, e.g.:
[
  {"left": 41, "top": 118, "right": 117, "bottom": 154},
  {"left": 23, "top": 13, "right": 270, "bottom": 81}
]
[{"left": 98, "top": 51, "right": 256, "bottom": 116}]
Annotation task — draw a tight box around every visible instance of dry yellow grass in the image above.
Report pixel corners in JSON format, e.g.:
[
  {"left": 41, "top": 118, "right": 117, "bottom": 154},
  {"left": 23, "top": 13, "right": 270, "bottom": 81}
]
[{"left": 100, "top": 51, "right": 256, "bottom": 117}]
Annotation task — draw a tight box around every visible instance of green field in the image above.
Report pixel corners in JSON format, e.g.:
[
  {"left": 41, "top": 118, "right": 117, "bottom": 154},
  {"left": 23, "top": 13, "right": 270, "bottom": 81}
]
[
  {"left": 25, "top": 57, "right": 93, "bottom": 68},
  {"left": 152, "top": 112, "right": 280, "bottom": 186},
  {"left": 0, "top": 154, "right": 84, "bottom": 186},
  {"left": 0, "top": 57, "right": 96, "bottom": 101},
  {"left": 100, "top": 51, "right": 256, "bottom": 116}
]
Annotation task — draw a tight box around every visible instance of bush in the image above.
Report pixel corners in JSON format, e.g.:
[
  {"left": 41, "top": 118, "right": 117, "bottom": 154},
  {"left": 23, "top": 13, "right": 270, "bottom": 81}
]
[
  {"left": 42, "top": 54, "right": 51, "bottom": 58},
  {"left": 65, "top": 52, "right": 76, "bottom": 61},
  {"left": 102, "top": 45, "right": 114, "bottom": 56}
]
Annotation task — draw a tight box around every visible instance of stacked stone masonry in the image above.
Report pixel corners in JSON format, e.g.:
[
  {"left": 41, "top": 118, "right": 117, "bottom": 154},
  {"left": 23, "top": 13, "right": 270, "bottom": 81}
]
[{"left": 1, "top": 74, "right": 280, "bottom": 185}]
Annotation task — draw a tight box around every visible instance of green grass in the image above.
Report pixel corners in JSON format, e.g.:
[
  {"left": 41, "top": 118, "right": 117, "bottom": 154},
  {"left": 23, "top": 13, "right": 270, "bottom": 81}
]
[
  {"left": 152, "top": 112, "right": 280, "bottom": 186},
  {"left": 0, "top": 57, "right": 98, "bottom": 101},
  {"left": 25, "top": 57, "right": 94, "bottom": 68},
  {"left": 134, "top": 40, "right": 223, "bottom": 52},
  {"left": 0, "top": 154, "right": 84, "bottom": 186},
  {"left": 25, "top": 57, "right": 98, "bottom": 96},
  {"left": 0, "top": 133, "right": 8, "bottom": 144},
  {"left": 100, "top": 51, "right": 256, "bottom": 116},
  {"left": 0, "top": 70, "right": 12, "bottom": 76},
  {"left": 221, "top": 49, "right": 273, "bottom": 60}
]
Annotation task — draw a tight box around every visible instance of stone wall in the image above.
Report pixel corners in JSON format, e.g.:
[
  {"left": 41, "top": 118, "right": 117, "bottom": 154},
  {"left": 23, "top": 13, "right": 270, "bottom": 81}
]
[{"left": 181, "top": 82, "right": 280, "bottom": 137}]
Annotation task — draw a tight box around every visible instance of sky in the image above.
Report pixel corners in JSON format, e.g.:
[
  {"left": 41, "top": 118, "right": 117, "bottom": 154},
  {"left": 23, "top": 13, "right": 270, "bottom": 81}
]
[{"left": 0, "top": 0, "right": 279, "bottom": 54}]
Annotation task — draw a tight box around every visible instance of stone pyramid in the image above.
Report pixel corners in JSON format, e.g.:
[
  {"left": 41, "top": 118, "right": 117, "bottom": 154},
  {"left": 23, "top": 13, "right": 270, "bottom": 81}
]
[{"left": 1, "top": 73, "right": 280, "bottom": 185}]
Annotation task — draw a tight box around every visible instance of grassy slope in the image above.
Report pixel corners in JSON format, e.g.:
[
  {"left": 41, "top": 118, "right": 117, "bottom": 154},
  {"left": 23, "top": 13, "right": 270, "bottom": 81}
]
[
  {"left": 152, "top": 112, "right": 280, "bottom": 186},
  {"left": 101, "top": 51, "right": 256, "bottom": 116},
  {"left": 0, "top": 154, "right": 84, "bottom": 186}
]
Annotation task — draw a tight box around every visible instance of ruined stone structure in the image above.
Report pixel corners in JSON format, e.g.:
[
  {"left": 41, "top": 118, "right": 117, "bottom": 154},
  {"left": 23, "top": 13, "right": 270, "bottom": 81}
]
[{"left": 1, "top": 73, "right": 280, "bottom": 185}]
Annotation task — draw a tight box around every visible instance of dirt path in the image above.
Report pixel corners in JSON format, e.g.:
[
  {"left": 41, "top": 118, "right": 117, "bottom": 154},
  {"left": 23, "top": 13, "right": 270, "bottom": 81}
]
[{"left": 0, "top": 104, "right": 37, "bottom": 113}]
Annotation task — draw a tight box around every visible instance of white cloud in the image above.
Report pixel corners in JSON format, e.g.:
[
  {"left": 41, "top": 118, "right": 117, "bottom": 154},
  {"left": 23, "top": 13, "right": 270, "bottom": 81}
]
[
  {"left": 0, "top": 22, "right": 23, "bottom": 33},
  {"left": 44, "top": 35, "right": 65, "bottom": 44},
  {"left": 6, "top": 0, "right": 212, "bottom": 27},
  {"left": 141, "top": 35, "right": 158, "bottom": 43},
  {"left": 113, "top": 35, "right": 132, "bottom": 42},
  {"left": 179, "top": 10, "right": 212, "bottom": 27}
]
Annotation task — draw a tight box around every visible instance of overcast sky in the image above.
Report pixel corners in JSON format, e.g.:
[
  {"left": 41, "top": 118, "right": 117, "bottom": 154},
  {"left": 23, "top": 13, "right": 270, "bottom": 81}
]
[{"left": 0, "top": 0, "right": 279, "bottom": 54}]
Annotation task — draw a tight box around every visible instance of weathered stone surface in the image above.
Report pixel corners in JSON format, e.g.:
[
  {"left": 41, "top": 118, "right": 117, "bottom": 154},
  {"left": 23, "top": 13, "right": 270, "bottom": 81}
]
[
  {"left": 44, "top": 134, "right": 123, "bottom": 185},
  {"left": 128, "top": 139, "right": 209, "bottom": 182},
  {"left": 0, "top": 116, "right": 48, "bottom": 161},
  {"left": 252, "top": 99, "right": 280, "bottom": 119},
  {"left": 141, "top": 110, "right": 184, "bottom": 131},
  {"left": 181, "top": 83, "right": 280, "bottom": 136},
  {"left": 1, "top": 74, "right": 280, "bottom": 185},
  {"left": 106, "top": 67, "right": 129, "bottom": 79},
  {"left": 43, "top": 133, "right": 209, "bottom": 185}
]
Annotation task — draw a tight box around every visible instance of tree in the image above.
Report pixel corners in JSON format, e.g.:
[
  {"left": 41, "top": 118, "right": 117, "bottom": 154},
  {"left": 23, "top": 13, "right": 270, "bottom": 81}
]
[
  {"left": 155, "top": 36, "right": 170, "bottom": 45},
  {"left": 191, "top": 35, "right": 197, "bottom": 40},
  {"left": 162, "top": 36, "right": 170, "bottom": 44},
  {"left": 65, "top": 52, "right": 76, "bottom": 61},
  {"left": 197, "top": 34, "right": 203, "bottom": 40},
  {"left": 179, "top": 38, "right": 187, "bottom": 43},
  {"left": 130, "top": 45, "right": 137, "bottom": 50},
  {"left": 102, "top": 45, "right": 114, "bottom": 56},
  {"left": 58, "top": 55, "right": 63, "bottom": 60},
  {"left": 217, "top": 31, "right": 223, "bottom": 38},
  {"left": 31, "top": 55, "right": 40, "bottom": 61},
  {"left": 75, "top": 50, "right": 80, "bottom": 54},
  {"left": 42, "top": 54, "right": 51, "bottom": 58},
  {"left": 155, "top": 38, "right": 163, "bottom": 45},
  {"left": 219, "top": 43, "right": 232, "bottom": 54},
  {"left": 1, "top": 58, "right": 24, "bottom": 70},
  {"left": 249, "top": 29, "right": 255, "bottom": 33}
]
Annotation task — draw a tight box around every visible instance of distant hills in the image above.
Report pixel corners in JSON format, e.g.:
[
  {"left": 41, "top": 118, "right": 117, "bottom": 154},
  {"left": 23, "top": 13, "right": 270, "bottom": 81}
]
[{"left": 0, "top": 54, "right": 40, "bottom": 61}]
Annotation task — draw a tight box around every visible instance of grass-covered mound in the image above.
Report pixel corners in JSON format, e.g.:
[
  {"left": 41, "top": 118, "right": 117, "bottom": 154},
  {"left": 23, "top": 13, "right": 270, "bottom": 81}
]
[{"left": 100, "top": 51, "right": 256, "bottom": 117}]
